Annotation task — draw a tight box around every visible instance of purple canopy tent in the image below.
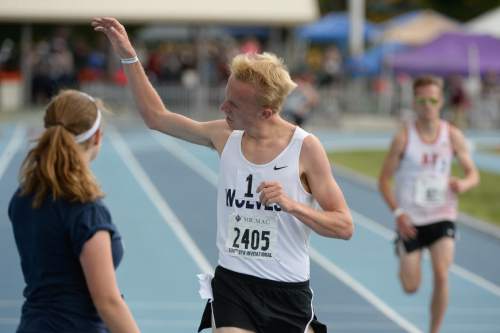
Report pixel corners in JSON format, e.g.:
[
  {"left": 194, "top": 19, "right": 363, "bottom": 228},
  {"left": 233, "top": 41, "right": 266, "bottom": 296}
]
[{"left": 386, "top": 32, "right": 500, "bottom": 76}]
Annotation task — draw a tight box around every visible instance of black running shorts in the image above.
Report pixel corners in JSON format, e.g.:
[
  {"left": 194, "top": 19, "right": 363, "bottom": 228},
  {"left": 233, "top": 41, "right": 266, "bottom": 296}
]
[
  {"left": 198, "top": 266, "right": 327, "bottom": 333},
  {"left": 396, "top": 220, "right": 456, "bottom": 254}
]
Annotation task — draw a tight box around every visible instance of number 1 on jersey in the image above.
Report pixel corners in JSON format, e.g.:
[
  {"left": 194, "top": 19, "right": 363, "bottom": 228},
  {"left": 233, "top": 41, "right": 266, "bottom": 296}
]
[{"left": 244, "top": 174, "right": 254, "bottom": 198}]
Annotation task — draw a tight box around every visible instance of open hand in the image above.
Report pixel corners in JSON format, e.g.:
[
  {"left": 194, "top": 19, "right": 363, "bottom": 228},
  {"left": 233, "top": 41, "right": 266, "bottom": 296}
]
[{"left": 91, "top": 17, "right": 136, "bottom": 59}]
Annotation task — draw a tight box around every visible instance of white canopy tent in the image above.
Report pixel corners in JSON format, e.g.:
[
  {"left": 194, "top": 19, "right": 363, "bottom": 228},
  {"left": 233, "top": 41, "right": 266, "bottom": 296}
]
[
  {"left": 467, "top": 6, "right": 500, "bottom": 38},
  {"left": 0, "top": 0, "right": 318, "bottom": 26},
  {"left": 382, "top": 10, "right": 460, "bottom": 46}
]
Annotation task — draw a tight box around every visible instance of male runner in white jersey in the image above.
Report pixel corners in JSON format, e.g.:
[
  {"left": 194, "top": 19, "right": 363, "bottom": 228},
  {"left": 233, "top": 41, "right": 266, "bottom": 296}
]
[
  {"left": 92, "top": 17, "right": 353, "bottom": 333},
  {"left": 379, "top": 75, "right": 479, "bottom": 333}
]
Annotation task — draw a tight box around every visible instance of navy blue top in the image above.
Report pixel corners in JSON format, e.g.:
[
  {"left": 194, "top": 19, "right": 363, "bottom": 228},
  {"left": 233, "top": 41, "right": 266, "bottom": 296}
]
[{"left": 8, "top": 189, "right": 124, "bottom": 333}]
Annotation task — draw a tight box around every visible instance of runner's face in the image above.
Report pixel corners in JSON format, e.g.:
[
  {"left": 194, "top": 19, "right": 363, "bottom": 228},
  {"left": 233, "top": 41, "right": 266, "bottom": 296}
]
[
  {"left": 220, "top": 76, "right": 261, "bottom": 130},
  {"left": 414, "top": 84, "right": 443, "bottom": 122}
]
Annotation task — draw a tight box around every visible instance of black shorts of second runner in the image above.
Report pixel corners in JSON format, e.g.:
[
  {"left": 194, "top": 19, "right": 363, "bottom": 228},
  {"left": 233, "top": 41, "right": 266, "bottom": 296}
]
[
  {"left": 198, "top": 265, "right": 327, "bottom": 333},
  {"left": 396, "top": 220, "right": 456, "bottom": 254}
]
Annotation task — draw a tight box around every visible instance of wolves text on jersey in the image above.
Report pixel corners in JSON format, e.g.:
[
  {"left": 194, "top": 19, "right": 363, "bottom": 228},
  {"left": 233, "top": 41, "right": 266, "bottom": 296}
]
[{"left": 225, "top": 188, "right": 282, "bottom": 212}]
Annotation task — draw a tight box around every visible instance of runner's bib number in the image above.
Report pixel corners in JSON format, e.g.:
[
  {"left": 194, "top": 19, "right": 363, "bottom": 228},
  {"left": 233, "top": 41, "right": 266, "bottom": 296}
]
[
  {"left": 414, "top": 174, "right": 448, "bottom": 207},
  {"left": 226, "top": 213, "right": 277, "bottom": 260}
]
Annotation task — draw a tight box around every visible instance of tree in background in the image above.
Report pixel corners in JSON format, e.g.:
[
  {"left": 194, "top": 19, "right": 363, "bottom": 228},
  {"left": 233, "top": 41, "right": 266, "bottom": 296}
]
[
  {"left": 318, "top": 0, "right": 500, "bottom": 22},
  {"left": 422, "top": 0, "right": 500, "bottom": 22}
]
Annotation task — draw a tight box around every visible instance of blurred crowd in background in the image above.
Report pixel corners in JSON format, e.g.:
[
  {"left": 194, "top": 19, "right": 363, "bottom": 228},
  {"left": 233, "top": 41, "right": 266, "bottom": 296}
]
[{"left": 2, "top": 5, "right": 500, "bottom": 130}]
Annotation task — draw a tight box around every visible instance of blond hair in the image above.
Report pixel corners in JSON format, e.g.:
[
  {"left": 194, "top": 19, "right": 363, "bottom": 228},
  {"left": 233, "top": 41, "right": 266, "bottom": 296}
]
[
  {"left": 229, "top": 52, "right": 297, "bottom": 113},
  {"left": 19, "top": 90, "right": 104, "bottom": 208}
]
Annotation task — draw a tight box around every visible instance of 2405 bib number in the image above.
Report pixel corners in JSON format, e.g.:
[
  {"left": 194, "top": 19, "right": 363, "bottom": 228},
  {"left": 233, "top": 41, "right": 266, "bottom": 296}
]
[{"left": 232, "top": 228, "right": 270, "bottom": 251}]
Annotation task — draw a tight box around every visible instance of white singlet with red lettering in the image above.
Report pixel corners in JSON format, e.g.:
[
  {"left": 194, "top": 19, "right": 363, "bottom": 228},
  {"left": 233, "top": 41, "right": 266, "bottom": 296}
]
[{"left": 395, "top": 120, "right": 457, "bottom": 226}]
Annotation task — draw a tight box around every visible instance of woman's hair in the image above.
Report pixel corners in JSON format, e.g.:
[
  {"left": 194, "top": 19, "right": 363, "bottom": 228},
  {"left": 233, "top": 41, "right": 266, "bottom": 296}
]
[
  {"left": 229, "top": 52, "right": 297, "bottom": 113},
  {"left": 19, "top": 90, "right": 104, "bottom": 208}
]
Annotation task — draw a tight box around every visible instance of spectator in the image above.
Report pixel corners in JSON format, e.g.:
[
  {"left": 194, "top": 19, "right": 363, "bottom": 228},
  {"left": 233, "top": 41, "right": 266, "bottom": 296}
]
[
  {"left": 448, "top": 75, "right": 470, "bottom": 129},
  {"left": 283, "top": 67, "right": 320, "bottom": 127}
]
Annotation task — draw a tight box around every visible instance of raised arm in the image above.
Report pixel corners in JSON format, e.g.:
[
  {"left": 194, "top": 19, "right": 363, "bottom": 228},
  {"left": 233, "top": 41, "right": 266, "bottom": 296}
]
[
  {"left": 91, "top": 17, "right": 230, "bottom": 152},
  {"left": 258, "top": 135, "right": 353, "bottom": 239},
  {"left": 449, "top": 126, "right": 480, "bottom": 193}
]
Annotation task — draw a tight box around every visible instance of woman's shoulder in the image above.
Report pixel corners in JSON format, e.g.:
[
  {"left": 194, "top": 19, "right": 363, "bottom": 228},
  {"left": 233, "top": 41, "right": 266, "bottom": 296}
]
[
  {"left": 66, "top": 199, "right": 116, "bottom": 257},
  {"left": 66, "top": 199, "right": 111, "bottom": 223},
  {"left": 8, "top": 188, "right": 23, "bottom": 220}
]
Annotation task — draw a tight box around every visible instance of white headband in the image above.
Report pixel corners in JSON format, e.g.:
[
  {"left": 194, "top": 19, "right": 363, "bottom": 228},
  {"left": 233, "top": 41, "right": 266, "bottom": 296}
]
[
  {"left": 80, "top": 92, "right": 95, "bottom": 102},
  {"left": 75, "top": 108, "right": 102, "bottom": 143},
  {"left": 73, "top": 92, "right": 101, "bottom": 143}
]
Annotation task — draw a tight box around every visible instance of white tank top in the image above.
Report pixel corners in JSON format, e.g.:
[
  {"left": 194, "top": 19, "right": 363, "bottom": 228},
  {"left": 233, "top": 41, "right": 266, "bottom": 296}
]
[
  {"left": 395, "top": 120, "right": 457, "bottom": 226},
  {"left": 217, "top": 127, "right": 314, "bottom": 282}
]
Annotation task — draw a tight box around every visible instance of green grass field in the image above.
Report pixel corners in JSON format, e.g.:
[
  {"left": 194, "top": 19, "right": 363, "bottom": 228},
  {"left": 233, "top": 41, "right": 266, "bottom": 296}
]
[
  {"left": 483, "top": 147, "right": 500, "bottom": 155},
  {"left": 327, "top": 149, "right": 500, "bottom": 226}
]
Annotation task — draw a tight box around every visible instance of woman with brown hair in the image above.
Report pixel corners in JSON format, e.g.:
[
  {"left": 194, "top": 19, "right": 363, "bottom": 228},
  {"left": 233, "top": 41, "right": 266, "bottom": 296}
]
[{"left": 8, "top": 90, "right": 140, "bottom": 333}]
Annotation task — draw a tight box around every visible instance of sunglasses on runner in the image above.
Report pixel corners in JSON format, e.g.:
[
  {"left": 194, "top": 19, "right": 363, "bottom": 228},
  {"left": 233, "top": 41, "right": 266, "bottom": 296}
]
[{"left": 415, "top": 97, "right": 440, "bottom": 106}]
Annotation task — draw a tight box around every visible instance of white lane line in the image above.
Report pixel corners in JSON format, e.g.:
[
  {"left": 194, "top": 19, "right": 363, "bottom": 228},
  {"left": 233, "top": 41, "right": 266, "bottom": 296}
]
[
  {"left": 351, "top": 210, "right": 394, "bottom": 240},
  {"left": 0, "top": 125, "right": 24, "bottom": 180},
  {"left": 107, "top": 126, "right": 213, "bottom": 274},
  {"left": 309, "top": 247, "right": 423, "bottom": 333},
  {"left": 135, "top": 319, "right": 212, "bottom": 327},
  {"left": 153, "top": 134, "right": 422, "bottom": 333},
  {"left": 127, "top": 301, "right": 201, "bottom": 310},
  {"left": 152, "top": 132, "right": 218, "bottom": 186},
  {"left": 450, "top": 265, "right": 500, "bottom": 297},
  {"left": 315, "top": 304, "right": 500, "bottom": 315},
  {"left": 335, "top": 164, "right": 500, "bottom": 296},
  {"left": 0, "top": 318, "right": 18, "bottom": 325},
  {"left": 0, "top": 300, "right": 22, "bottom": 308},
  {"left": 351, "top": 211, "right": 500, "bottom": 298}
]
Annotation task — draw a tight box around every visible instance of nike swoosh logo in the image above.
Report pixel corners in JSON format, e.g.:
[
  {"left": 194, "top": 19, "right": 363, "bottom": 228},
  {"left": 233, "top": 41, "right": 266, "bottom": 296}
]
[{"left": 273, "top": 165, "right": 288, "bottom": 170}]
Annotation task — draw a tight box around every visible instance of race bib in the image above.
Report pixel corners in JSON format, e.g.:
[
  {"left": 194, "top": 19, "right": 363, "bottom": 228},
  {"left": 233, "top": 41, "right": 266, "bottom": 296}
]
[
  {"left": 414, "top": 174, "right": 448, "bottom": 207},
  {"left": 226, "top": 212, "right": 277, "bottom": 260}
]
